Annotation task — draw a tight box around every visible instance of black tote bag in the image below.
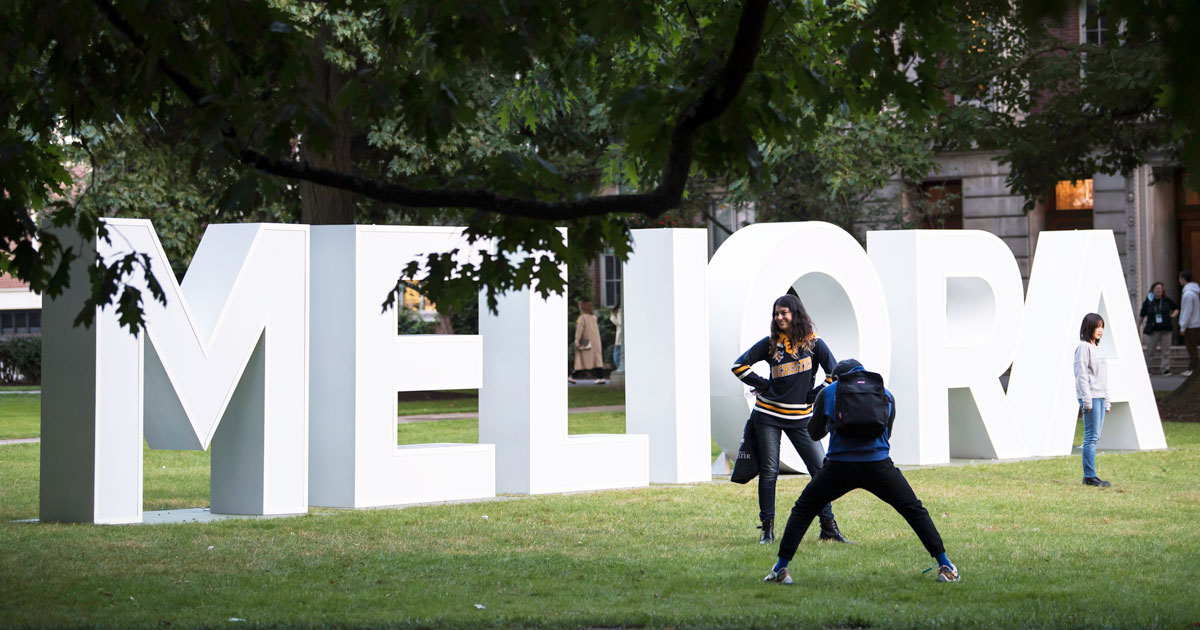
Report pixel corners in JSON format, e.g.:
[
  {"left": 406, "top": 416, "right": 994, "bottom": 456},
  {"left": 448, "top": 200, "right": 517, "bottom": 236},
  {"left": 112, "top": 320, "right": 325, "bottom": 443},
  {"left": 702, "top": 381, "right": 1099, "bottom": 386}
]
[{"left": 730, "top": 418, "right": 759, "bottom": 484}]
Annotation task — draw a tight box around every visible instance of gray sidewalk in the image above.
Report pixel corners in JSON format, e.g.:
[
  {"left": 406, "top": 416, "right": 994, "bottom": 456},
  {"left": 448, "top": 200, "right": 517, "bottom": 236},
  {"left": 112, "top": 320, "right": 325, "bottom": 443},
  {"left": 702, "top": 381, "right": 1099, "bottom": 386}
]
[{"left": 1150, "top": 373, "right": 1188, "bottom": 392}]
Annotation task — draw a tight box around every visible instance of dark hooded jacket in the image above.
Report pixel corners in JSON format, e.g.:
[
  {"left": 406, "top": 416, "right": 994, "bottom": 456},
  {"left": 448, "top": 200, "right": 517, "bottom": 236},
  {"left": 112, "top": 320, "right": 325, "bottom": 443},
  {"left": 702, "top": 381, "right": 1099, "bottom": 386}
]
[{"left": 808, "top": 361, "right": 895, "bottom": 462}]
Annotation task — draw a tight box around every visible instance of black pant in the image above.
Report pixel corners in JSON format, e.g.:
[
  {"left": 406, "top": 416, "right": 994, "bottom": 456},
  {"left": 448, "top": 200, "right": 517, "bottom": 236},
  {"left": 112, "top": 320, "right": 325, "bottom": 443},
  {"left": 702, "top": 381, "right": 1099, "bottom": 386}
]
[
  {"left": 754, "top": 418, "right": 834, "bottom": 522},
  {"left": 777, "top": 458, "right": 945, "bottom": 561},
  {"left": 1186, "top": 328, "right": 1200, "bottom": 372}
]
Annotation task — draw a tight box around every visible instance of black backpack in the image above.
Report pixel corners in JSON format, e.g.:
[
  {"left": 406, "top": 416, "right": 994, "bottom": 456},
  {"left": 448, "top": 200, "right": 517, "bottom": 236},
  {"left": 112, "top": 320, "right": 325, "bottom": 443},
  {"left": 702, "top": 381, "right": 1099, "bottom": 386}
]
[{"left": 833, "top": 370, "right": 890, "bottom": 438}]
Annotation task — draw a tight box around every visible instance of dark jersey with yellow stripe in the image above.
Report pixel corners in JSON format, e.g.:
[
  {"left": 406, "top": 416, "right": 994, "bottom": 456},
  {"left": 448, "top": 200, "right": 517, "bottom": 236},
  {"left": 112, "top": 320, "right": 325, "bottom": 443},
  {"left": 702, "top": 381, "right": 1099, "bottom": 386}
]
[{"left": 731, "top": 335, "right": 835, "bottom": 426}]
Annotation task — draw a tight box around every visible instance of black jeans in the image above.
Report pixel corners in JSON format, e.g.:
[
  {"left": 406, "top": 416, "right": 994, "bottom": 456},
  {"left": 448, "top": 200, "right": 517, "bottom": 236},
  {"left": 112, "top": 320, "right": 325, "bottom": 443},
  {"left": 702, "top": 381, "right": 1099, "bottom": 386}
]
[
  {"left": 777, "top": 458, "right": 945, "bottom": 561},
  {"left": 754, "top": 417, "right": 834, "bottom": 522}
]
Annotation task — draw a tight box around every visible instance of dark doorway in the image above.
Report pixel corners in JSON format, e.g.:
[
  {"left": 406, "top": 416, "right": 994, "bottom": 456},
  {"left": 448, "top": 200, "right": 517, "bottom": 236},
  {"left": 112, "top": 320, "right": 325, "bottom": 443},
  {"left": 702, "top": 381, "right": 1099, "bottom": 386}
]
[{"left": 919, "top": 180, "right": 964, "bottom": 229}]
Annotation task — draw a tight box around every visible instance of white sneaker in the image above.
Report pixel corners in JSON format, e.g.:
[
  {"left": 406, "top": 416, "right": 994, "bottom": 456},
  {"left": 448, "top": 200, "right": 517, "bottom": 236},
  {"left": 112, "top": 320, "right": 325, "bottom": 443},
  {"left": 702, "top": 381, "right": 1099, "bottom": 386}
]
[
  {"left": 937, "top": 564, "right": 960, "bottom": 582},
  {"left": 763, "top": 566, "right": 793, "bottom": 585},
  {"left": 1183, "top": 370, "right": 1194, "bottom": 377}
]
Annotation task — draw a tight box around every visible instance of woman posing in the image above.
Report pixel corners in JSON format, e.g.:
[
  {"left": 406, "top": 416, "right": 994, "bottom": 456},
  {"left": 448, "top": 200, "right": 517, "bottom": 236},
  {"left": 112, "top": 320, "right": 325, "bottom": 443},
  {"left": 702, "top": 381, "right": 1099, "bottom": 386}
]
[
  {"left": 731, "top": 294, "right": 849, "bottom": 544},
  {"left": 1074, "top": 312, "right": 1112, "bottom": 487}
]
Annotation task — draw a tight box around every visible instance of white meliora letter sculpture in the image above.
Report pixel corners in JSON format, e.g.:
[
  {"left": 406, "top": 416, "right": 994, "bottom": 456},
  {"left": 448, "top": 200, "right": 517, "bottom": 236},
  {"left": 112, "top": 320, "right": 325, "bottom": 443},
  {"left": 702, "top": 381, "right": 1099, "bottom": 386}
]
[
  {"left": 624, "top": 228, "right": 712, "bottom": 484},
  {"left": 707, "top": 222, "right": 893, "bottom": 473},
  {"left": 868, "top": 230, "right": 1029, "bottom": 464},
  {"left": 479, "top": 236, "right": 649, "bottom": 494},
  {"left": 1008, "top": 230, "right": 1166, "bottom": 456},
  {"left": 41, "top": 220, "right": 309, "bottom": 524},
  {"left": 308, "top": 226, "right": 495, "bottom": 508}
]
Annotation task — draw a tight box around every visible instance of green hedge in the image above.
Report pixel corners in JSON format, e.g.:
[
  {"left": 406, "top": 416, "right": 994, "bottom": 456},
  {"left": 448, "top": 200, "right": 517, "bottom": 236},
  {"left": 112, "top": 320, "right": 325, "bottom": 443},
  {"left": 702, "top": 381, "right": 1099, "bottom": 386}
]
[{"left": 0, "top": 334, "right": 40, "bottom": 385}]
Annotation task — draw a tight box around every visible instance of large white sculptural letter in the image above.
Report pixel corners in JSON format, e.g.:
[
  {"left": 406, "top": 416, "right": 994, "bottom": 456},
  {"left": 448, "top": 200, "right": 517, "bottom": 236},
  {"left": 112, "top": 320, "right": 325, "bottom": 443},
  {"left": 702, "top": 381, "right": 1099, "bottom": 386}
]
[
  {"left": 708, "top": 222, "right": 892, "bottom": 472},
  {"left": 624, "top": 228, "right": 712, "bottom": 483},
  {"left": 308, "top": 226, "right": 495, "bottom": 508},
  {"left": 41, "top": 220, "right": 309, "bottom": 524},
  {"left": 1008, "top": 230, "right": 1166, "bottom": 456},
  {"left": 867, "top": 231, "right": 1028, "bottom": 465},
  {"left": 479, "top": 238, "right": 649, "bottom": 494}
]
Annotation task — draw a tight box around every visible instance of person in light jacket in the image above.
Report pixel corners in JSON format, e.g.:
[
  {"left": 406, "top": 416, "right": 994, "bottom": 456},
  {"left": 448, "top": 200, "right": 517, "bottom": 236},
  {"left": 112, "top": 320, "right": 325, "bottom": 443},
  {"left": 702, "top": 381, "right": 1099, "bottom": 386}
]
[
  {"left": 1074, "top": 312, "right": 1111, "bottom": 487},
  {"left": 1179, "top": 271, "right": 1200, "bottom": 376},
  {"left": 609, "top": 301, "right": 624, "bottom": 373}
]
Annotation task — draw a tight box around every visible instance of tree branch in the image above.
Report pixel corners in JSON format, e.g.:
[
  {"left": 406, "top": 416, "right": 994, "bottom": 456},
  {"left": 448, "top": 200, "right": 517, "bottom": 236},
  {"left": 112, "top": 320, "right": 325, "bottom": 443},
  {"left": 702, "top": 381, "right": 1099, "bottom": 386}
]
[
  {"left": 939, "top": 44, "right": 1071, "bottom": 91},
  {"left": 93, "top": 0, "right": 771, "bottom": 221}
]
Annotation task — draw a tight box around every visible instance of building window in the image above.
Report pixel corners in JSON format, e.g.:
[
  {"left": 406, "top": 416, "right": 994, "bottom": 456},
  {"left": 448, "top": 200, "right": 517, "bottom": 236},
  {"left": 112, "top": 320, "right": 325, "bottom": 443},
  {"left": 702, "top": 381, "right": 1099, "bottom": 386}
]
[
  {"left": 707, "top": 200, "right": 757, "bottom": 257},
  {"left": 600, "top": 250, "right": 622, "bottom": 308},
  {"left": 1082, "top": 0, "right": 1107, "bottom": 45},
  {"left": 0, "top": 309, "right": 40, "bottom": 336},
  {"left": 1180, "top": 170, "right": 1200, "bottom": 208},
  {"left": 1055, "top": 178, "right": 1094, "bottom": 210},
  {"left": 1046, "top": 178, "right": 1094, "bottom": 230},
  {"left": 918, "top": 180, "right": 964, "bottom": 229}
]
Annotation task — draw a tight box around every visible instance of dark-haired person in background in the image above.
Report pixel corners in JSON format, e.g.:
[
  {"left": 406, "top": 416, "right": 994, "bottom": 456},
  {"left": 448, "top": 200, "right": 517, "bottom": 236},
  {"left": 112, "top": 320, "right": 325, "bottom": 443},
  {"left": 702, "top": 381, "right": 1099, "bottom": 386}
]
[
  {"left": 1074, "top": 313, "right": 1111, "bottom": 487},
  {"left": 731, "top": 294, "right": 849, "bottom": 545},
  {"left": 1138, "top": 282, "right": 1178, "bottom": 375},
  {"left": 763, "top": 359, "right": 960, "bottom": 585}
]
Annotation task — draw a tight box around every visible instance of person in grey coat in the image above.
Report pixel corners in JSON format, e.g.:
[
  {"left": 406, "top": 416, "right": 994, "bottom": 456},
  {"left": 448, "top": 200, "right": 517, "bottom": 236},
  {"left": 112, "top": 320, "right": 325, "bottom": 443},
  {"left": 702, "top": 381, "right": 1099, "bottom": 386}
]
[
  {"left": 1179, "top": 271, "right": 1200, "bottom": 376},
  {"left": 1074, "top": 312, "right": 1111, "bottom": 487}
]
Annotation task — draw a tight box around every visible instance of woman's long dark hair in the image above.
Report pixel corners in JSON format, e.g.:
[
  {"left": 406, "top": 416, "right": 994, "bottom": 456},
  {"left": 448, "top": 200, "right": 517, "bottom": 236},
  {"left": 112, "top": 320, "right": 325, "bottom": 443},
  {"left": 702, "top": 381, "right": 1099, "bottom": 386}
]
[
  {"left": 771, "top": 294, "right": 815, "bottom": 353},
  {"left": 1079, "top": 312, "right": 1105, "bottom": 343}
]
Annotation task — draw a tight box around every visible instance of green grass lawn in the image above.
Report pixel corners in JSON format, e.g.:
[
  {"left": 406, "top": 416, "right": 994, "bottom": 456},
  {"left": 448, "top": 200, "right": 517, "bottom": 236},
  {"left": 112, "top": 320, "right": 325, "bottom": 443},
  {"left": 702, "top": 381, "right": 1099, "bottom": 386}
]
[
  {"left": 399, "top": 412, "right": 723, "bottom": 459},
  {"left": 396, "top": 385, "right": 626, "bottom": 416},
  {"left": 0, "top": 393, "right": 40, "bottom": 439},
  {"left": 4, "top": 395, "right": 1200, "bottom": 628}
]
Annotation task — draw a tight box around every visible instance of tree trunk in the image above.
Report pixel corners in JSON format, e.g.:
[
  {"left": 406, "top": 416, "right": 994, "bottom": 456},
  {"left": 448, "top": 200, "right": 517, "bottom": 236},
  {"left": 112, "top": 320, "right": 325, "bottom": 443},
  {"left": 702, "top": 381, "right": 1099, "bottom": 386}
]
[
  {"left": 434, "top": 312, "right": 454, "bottom": 335},
  {"left": 299, "top": 34, "right": 356, "bottom": 226},
  {"left": 1160, "top": 371, "right": 1200, "bottom": 422}
]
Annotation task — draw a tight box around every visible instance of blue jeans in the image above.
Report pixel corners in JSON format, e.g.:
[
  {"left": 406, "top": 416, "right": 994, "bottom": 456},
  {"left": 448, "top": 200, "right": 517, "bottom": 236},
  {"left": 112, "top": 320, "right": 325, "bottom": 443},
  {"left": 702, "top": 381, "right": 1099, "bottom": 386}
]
[
  {"left": 612, "top": 344, "right": 623, "bottom": 372},
  {"left": 1081, "top": 398, "right": 1106, "bottom": 479}
]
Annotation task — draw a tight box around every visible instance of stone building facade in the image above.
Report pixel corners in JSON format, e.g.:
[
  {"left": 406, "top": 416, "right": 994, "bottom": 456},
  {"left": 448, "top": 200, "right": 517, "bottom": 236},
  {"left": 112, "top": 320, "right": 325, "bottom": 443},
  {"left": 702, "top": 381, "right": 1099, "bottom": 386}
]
[{"left": 913, "top": 151, "right": 1194, "bottom": 320}]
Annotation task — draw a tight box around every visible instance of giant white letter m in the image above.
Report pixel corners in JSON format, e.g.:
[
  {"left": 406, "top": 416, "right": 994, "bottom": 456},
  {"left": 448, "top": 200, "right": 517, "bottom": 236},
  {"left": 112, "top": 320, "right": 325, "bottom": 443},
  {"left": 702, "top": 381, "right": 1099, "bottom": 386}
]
[{"left": 40, "top": 220, "right": 309, "bottom": 524}]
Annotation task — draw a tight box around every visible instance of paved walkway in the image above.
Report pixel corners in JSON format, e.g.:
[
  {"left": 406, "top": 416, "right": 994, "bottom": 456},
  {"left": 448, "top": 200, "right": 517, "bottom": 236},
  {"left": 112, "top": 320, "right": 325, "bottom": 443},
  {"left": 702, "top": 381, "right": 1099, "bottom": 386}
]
[
  {"left": 0, "top": 437, "right": 38, "bottom": 446},
  {"left": 397, "top": 404, "right": 624, "bottom": 423},
  {"left": 1150, "top": 373, "right": 1187, "bottom": 391}
]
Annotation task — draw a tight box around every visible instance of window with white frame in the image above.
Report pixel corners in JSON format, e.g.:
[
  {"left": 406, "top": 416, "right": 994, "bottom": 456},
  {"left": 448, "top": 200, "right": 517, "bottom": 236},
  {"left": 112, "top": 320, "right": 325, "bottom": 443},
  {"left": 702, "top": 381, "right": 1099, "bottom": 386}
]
[
  {"left": 0, "top": 309, "right": 40, "bottom": 336},
  {"left": 1082, "top": 0, "right": 1107, "bottom": 45},
  {"left": 600, "top": 250, "right": 622, "bottom": 308}
]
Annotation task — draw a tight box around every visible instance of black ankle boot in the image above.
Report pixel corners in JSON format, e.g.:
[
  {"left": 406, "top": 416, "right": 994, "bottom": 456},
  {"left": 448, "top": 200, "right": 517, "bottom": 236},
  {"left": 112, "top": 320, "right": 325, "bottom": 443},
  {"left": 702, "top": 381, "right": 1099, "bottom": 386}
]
[
  {"left": 819, "top": 517, "right": 853, "bottom": 543},
  {"left": 758, "top": 518, "right": 774, "bottom": 544}
]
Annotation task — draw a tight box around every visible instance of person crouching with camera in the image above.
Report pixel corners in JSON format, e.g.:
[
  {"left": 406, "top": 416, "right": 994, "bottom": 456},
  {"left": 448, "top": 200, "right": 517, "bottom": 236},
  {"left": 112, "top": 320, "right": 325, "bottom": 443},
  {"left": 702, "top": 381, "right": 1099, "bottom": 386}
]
[{"left": 763, "top": 359, "right": 960, "bottom": 585}]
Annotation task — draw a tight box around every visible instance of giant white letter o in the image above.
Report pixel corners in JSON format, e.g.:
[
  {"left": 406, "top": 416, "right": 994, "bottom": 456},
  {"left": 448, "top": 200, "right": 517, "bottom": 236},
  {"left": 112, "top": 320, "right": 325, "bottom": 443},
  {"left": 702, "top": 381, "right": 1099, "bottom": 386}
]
[{"left": 708, "top": 222, "right": 892, "bottom": 472}]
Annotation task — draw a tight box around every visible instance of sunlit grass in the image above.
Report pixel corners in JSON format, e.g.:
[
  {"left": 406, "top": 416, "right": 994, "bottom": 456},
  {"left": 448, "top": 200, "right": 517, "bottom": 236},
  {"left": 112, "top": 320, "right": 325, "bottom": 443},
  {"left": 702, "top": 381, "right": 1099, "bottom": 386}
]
[
  {"left": 396, "top": 385, "right": 627, "bottom": 416},
  {"left": 4, "top": 394, "right": 1199, "bottom": 628}
]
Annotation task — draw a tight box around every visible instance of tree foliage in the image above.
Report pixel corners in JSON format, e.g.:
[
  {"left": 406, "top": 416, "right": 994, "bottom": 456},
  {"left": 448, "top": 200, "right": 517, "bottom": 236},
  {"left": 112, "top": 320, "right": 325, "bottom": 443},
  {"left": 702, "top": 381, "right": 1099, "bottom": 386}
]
[
  {"left": 2, "top": 0, "right": 1196, "bottom": 330},
  {"left": 932, "top": 0, "right": 1189, "bottom": 202}
]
